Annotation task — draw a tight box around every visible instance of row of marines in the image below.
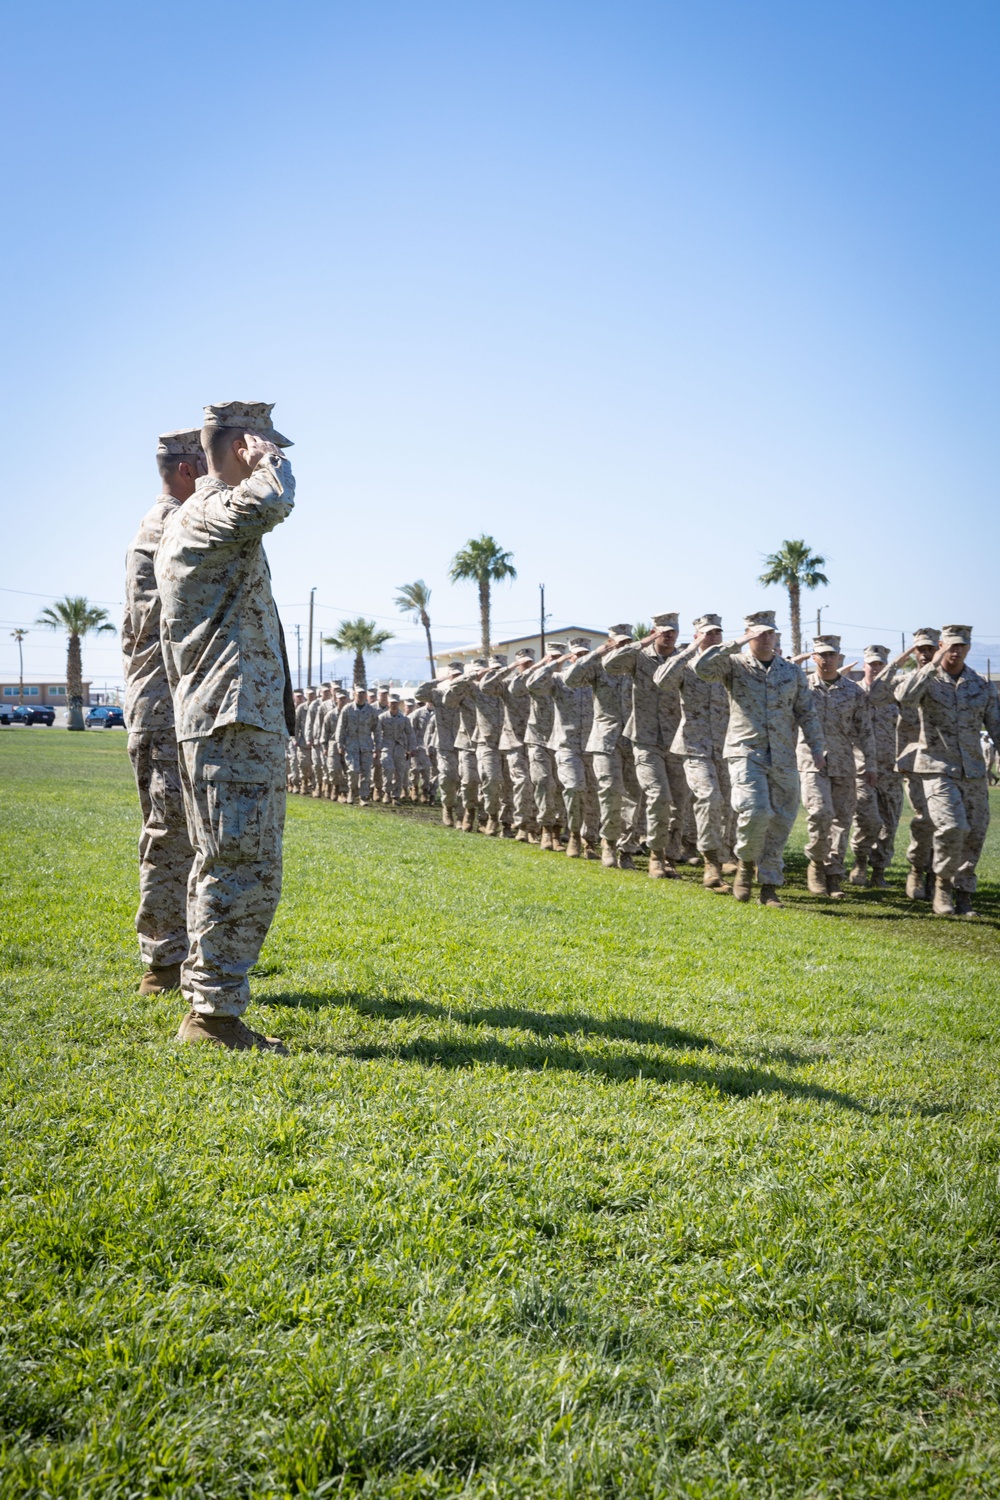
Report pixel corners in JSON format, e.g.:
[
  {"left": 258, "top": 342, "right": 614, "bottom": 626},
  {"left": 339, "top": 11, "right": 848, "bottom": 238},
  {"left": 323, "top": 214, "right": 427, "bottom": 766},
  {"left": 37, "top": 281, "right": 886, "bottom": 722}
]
[{"left": 291, "top": 613, "right": 1000, "bottom": 918}]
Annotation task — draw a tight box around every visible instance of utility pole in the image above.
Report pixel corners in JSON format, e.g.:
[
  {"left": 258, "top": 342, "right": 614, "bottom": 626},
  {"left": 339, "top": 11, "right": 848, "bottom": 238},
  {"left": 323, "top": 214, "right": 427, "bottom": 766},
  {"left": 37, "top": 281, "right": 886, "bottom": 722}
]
[
  {"left": 307, "top": 588, "right": 315, "bottom": 687},
  {"left": 539, "top": 584, "right": 547, "bottom": 655},
  {"left": 901, "top": 630, "right": 905, "bottom": 656},
  {"left": 319, "top": 636, "right": 324, "bottom": 682},
  {"left": 11, "top": 629, "right": 27, "bottom": 704},
  {"left": 816, "top": 605, "right": 824, "bottom": 637},
  {"left": 294, "top": 625, "right": 302, "bottom": 690}
]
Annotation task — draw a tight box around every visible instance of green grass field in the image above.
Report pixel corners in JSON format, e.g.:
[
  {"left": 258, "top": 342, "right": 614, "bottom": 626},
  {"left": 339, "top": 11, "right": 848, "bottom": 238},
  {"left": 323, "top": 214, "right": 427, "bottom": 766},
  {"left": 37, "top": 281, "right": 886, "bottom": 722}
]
[{"left": 2, "top": 730, "right": 1000, "bottom": 1498}]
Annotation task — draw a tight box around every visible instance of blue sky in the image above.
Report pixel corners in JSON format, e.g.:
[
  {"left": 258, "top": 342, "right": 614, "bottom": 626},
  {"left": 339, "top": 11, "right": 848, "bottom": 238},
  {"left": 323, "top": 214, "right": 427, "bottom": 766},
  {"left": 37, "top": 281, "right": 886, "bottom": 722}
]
[{"left": 3, "top": 0, "right": 999, "bottom": 689}]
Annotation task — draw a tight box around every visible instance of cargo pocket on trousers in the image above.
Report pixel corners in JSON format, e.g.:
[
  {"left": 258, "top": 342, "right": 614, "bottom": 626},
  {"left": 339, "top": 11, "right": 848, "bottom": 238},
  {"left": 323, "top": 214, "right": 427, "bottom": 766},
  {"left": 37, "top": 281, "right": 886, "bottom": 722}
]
[{"left": 206, "top": 781, "right": 270, "bottom": 862}]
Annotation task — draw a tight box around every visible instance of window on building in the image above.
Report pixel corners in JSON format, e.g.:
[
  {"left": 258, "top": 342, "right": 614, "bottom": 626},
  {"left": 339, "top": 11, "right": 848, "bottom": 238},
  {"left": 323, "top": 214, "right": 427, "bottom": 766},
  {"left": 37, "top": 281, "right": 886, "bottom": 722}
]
[
  {"left": 4, "top": 685, "right": 39, "bottom": 697},
  {"left": 48, "top": 686, "right": 66, "bottom": 695}
]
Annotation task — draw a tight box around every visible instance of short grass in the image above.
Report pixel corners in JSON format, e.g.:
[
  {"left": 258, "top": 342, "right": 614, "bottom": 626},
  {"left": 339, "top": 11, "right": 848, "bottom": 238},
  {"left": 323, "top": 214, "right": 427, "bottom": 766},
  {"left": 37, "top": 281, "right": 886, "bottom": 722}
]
[{"left": 2, "top": 729, "right": 1000, "bottom": 1499}]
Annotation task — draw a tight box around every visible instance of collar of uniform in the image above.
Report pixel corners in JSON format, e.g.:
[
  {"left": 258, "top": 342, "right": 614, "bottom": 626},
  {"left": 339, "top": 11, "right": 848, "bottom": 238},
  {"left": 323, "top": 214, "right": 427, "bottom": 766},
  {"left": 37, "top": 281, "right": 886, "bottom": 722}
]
[{"left": 194, "top": 474, "right": 228, "bottom": 495}]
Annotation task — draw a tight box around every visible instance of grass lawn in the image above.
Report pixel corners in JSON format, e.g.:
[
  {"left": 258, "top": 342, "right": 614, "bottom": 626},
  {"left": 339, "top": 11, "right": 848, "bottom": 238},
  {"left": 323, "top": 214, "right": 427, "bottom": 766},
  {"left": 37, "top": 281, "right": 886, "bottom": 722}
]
[{"left": 2, "top": 729, "right": 1000, "bottom": 1498}]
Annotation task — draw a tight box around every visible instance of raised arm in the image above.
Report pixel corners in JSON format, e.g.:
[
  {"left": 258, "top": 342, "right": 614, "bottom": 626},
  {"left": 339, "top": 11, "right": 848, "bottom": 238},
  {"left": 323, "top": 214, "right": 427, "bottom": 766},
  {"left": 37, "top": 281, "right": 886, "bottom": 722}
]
[
  {"left": 694, "top": 639, "right": 742, "bottom": 683},
  {"left": 652, "top": 640, "right": 698, "bottom": 689},
  {"left": 203, "top": 451, "right": 296, "bottom": 543}
]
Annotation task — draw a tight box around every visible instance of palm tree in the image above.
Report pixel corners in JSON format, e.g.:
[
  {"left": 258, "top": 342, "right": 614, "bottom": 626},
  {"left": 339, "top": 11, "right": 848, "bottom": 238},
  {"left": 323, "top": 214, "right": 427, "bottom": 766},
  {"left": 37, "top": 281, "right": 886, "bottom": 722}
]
[
  {"left": 758, "top": 540, "right": 828, "bottom": 656},
  {"left": 35, "top": 596, "right": 115, "bottom": 730},
  {"left": 448, "top": 535, "right": 516, "bottom": 657},
  {"left": 323, "top": 617, "right": 394, "bottom": 687},
  {"left": 10, "top": 629, "right": 27, "bottom": 704},
  {"left": 394, "top": 580, "right": 435, "bottom": 678},
  {"left": 633, "top": 622, "right": 651, "bottom": 640}
]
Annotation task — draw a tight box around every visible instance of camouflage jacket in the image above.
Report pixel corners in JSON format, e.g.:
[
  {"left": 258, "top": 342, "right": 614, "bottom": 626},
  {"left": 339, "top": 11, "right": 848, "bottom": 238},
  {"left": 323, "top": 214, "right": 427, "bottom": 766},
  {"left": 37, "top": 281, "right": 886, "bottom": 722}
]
[
  {"left": 155, "top": 454, "right": 294, "bottom": 741},
  {"left": 858, "top": 669, "right": 900, "bottom": 775},
  {"left": 293, "top": 698, "right": 311, "bottom": 747},
  {"left": 414, "top": 678, "right": 460, "bottom": 753},
  {"left": 896, "top": 663, "right": 1000, "bottom": 779},
  {"left": 525, "top": 660, "right": 594, "bottom": 753},
  {"left": 410, "top": 703, "right": 434, "bottom": 748},
  {"left": 318, "top": 700, "right": 338, "bottom": 748},
  {"left": 122, "top": 494, "right": 184, "bottom": 733},
  {"left": 603, "top": 641, "right": 681, "bottom": 751},
  {"left": 305, "top": 695, "right": 324, "bottom": 744},
  {"left": 695, "top": 642, "right": 825, "bottom": 770},
  {"left": 480, "top": 666, "right": 532, "bottom": 750},
  {"left": 652, "top": 643, "right": 729, "bottom": 758},
  {"left": 796, "top": 674, "right": 876, "bottom": 779},
  {"left": 335, "top": 701, "right": 381, "bottom": 752},
  {"left": 509, "top": 668, "right": 556, "bottom": 747},
  {"left": 442, "top": 674, "right": 504, "bottom": 748},
  {"left": 563, "top": 648, "right": 628, "bottom": 754},
  {"left": 379, "top": 708, "right": 415, "bottom": 751}
]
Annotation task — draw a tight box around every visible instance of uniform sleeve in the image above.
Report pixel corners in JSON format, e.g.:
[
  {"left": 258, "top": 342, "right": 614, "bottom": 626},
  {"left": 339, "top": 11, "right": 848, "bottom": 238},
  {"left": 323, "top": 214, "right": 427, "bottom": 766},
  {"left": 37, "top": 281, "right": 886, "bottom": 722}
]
[
  {"left": 405, "top": 715, "right": 417, "bottom": 751},
  {"left": 479, "top": 667, "right": 511, "bottom": 698},
  {"left": 895, "top": 662, "right": 936, "bottom": 704},
  {"left": 856, "top": 698, "right": 877, "bottom": 774},
  {"left": 563, "top": 651, "right": 599, "bottom": 687},
  {"left": 861, "top": 663, "right": 896, "bottom": 708},
  {"left": 653, "top": 641, "right": 697, "bottom": 688},
  {"left": 602, "top": 643, "right": 639, "bottom": 678},
  {"left": 526, "top": 661, "right": 558, "bottom": 697},
  {"left": 414, "top": 679, "right": 437, "bottom": 704},
  {"left": 335, "top": 710, "right": 347, "bottom": 747},
  {"left": 202, "top": 455, "right": 296, "bottom": 543},
  {"left": 509, "top": 672, "right": 530, "bottom": 701},
  {"left": 792, "top": 671, "right": 826, "bottom": 760},
  {"left": 694, "top": 641, "right": 741, "bottom": 683},
  {"left": 441, "top": 677, "right": 470, "bottom": 706}
]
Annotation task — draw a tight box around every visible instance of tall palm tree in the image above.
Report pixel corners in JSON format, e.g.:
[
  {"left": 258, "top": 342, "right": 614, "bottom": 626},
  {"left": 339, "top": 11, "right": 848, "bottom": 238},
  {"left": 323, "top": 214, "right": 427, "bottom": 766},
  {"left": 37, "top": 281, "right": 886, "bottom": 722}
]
[
  {"left": 448, "top": 535, "right": 516, "bottom": 658},
  {"left": 10, "top": 629, "right": 27, "bottom": 704},
  {"left": 35, "top": 596, "right": 115, "bottom": 730},
  {"left": 394, "top": 580, "right": 435, "bottom": 678},
  {"left": 758, "top": 540, "right": 828, "bottom": 656},
  {"left": 323, "top": 617, "right": 394, "bottom": 687},
  {"left": 633, "top": 622, "right": 651, "bottom": 640}
]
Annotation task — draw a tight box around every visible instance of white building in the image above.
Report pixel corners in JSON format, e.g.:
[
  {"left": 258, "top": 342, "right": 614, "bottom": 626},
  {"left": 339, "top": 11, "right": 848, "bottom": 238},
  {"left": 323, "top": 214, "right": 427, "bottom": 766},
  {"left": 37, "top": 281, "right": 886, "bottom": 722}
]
[{"left": 433, "top": 628, "right": 607, "bottom": 672}]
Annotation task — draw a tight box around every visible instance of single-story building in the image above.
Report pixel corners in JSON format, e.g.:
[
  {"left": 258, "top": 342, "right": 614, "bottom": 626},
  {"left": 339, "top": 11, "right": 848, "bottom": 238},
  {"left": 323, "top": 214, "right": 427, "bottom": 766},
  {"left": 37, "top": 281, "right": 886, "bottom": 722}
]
[
  {"left": 434, "top": 628, "right": 607, "bottom": 672},
  {"left": 0, "top": 681, "right": 92, "bottom": 706}
]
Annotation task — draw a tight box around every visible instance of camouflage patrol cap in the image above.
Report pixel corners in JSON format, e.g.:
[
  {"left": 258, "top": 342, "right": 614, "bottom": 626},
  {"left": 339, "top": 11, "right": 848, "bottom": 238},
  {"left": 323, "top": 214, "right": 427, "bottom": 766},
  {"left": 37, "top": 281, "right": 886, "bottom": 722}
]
[
  {"left": 515, "top": 648, "right": 535, "bottom": 661},
  {"left": 812, "top": 634, "right": 842, "bottom": 655},
  {"left": 404, "top": 696, "right": 416, "bottom": 704},
  {"left": 743, "top": 610, "right": 776, "bottom": 637},
  {"left": 547, "top": 642, "right": 568, "bottom": 654},
  {"left": 651, "top": 612, "right": 679, "bottom": 631},
  {"left": 940, "top": 624, "right": 972, "bottom": 646},
  {"left": 569, "top": 637, "right": 592, "bottom": 652},
  {"left": 863, "top": 644, "right": 890, "bottom": 664},
  {"left": 157, "top": 427, "right": 203, "bottom": 458},
  {"left": 693, "top": 613, "right": 722, "bottom": 631},
  {"left": 912, "top": 627, "right": 940, "bottom": 648},
  {"left": 607, "top": 623, "right": 633, "bottom": 641},
  {"left": 202, "top": 400, "right": 292, "bottom": 446},
  {"left": 489, "top": 654, "right": 508, "bottom": 668},
  {"left": 389, "top": 692, "right": 401, "bottom": 702}
]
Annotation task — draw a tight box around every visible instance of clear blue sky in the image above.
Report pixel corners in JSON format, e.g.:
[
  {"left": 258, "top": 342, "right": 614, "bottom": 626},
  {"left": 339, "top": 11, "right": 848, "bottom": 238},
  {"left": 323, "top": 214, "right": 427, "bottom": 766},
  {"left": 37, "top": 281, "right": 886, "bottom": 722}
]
[{"left": 3, "top": 0, "right": 999, "bottom": 689}]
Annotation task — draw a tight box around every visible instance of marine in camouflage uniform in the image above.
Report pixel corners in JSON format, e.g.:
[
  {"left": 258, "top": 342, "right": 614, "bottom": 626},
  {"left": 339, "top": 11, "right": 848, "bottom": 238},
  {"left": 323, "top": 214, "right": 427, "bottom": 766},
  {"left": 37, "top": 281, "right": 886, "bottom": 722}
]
[
  {"left": 414, "top": 663, "right": 464, "bottom": 826},
  {"left": 796, "top": 635, "right": 877, "bottom": 898},
  {"left": 896, "top": 625, "right": 1000, "bottom": 916},
  {"left": 564, "top": 625, "right": 641, "bottom": 869},
  {"left": 526, "top": 639, "right": 599, "bottom": 858},
  {"left": 849, "top": 645, "right": 904, "bottom": 888},
  {"left": 442, "top": 660, "right": 486, "bottom": 831},
  {"left": 696, "top": 611, "right": 825, "bottom": 906},
  {"left": 892, "top": 629, "right": 940, "bottom": 898},
  {"left": 480, "top": 650, "right": 539, "bottom": 839},
  {"left": 286, "top": 689, "right": 304, "bottom": 791},
  {"left": 406, "top": 697, "right": 433, "bottom": 801},
  {"left": 336, "top": 686, "right": 381, "bottom": 803},
  {"left": 447, "top": 656, "right": 509, "bottom": 834},
  {"left": 379, "top": 694, "right": 415, "bottom": 803},
  {"left": 122, "top": 427, "right": 201, "bottom": 994},
  {"left": 511, "top": 643, "right": 568, "bottom": 849},
  {"left": 304, "top": 686, "right": 326, "bottom": 797},
  {"left": 604, "top": 612, "right": 689, "bottom": 878},
  {"left": 653, "top": 614, "right": 735, "bottom": 892},
  {"left": 155, "top": 400, "right": 296, "bottom": 1052}
]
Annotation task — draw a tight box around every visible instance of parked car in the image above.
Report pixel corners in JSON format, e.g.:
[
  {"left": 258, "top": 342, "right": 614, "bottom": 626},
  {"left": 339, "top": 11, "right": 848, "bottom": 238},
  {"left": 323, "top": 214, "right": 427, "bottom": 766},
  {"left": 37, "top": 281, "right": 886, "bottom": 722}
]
[
  {"left": 10, "top": 704, "right": 56, "bottom": 726},
  {"left": 85, "top": 705, "right": 125, "bottom": 728}
]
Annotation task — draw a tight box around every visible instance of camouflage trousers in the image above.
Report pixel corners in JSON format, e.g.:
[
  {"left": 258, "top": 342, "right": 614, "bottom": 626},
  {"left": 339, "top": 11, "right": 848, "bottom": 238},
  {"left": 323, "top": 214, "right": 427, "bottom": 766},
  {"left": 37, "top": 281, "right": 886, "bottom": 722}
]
[
  {"left": 458, "top": 748, "right": 480, "bottom": 810},
  {"left": 128, "top": 729, "right": 193, "bottom": 969},
  {"left": 326, "top": 742, "right": 346, "bottom": 799},
  {"left": 380, "top": 743, "right": 408, "bottom": 801},
  {"left": 632, "top": 747, "right": 687, "bottom": 858},
  {"left": 730, "top": 758, "right": 799, "bottom": 887},
  {"left": 285, "top": 737, "right": 298, "bottom": 791},
  {"left": 311, "top": 742, "right": 325, "bottom": 796},
  {"left": 851, "top": 771, "right": 903, "bottom": 868},
  {"left": 178, "top": 725, "right": 285, "bottom": 1017},
  {"left": 528, "top": 744, "right": 563, "bottom": 828},
  {"left": 476, "top": 744, "right": 504, "bottom": 817},
  {"left": 591, "top": 745, "right": 642, "bottom": 849},
  {"left": 504, "top": 745, "right": 536, "bottom": 829},
  {"left": 683, "top": 754, "right": 736, "bottom": 861},
  {"left": 903, "top": 772, "right": 934, "bottom": 872},
  {"left": 343, "top": 745, "right": 374, "bottom": 802},
  {"left": 436, "top": 748, "right": 459, "bottom": 810},
  {"left": 800, "top": 767, "right": 856, "bottom": 877},
  {"left": 924, "top": 773, "right": 990, "bottom": 892},
  {"left": 295, "top": 739, "right": 312, "bottom": 792},
  {"left": 554, "top": 748, "right": 599, "bottom": 841},
  {"left": 410, "top": 745, "right": 432, "bottom": 798}
]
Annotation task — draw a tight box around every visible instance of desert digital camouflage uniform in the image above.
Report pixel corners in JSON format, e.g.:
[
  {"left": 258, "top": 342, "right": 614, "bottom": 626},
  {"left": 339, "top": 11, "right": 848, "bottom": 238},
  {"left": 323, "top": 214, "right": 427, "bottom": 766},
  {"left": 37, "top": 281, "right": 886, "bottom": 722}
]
[
  {"left": 896, "top": 641, "right": 1000, "bottom": 893},
  {"left": 414, "top": 670, "right": 463, "bottom": 818},
  {"left": 319, "top": 694, "right": 344, "bottom": 799},
  {"left": 123, "top": 485, "right": 194, "bottom": 974},
  {"left": 336, "top": 697, "right": 381, "bottom": 802},
  {"left": 442, "top": 665, "right": 485, "bottom": 818},
  {"left": 797, "top": 655, "right": 876, "bottom": 880},
  {"left": 444, "top": 665, "right": 505, "bottom": 822},
  {"left": 851, "top": 651, "right": 904, "bottom": 874},
  {"left": 155, "top": 446, "right": 294, "bottom": 1019},
  {"left": 564, "top": 637, "right": 640, "bottom": 854},
  {"left": 292, "top": 693, "right": 312, "bottom": 793},
  {"left": 305, "top": 690, "right": 326, "bottom": 797},
  {"left": 481, "top": 659, "right": 538, "bottom": 834},
  {"left": 510, "top": 653, "right": 566, "bottom": 833},
  {"left": 653, "top": 637, "right": 735, "bottom": 864},
  {"left": 604, "top": 636, "right": 689, "bottom": 859},
  {"left": 408, "top": 701, "right": 434, "bottom": 800},
  {"left": 526, "top": 650, "right": 599, "bottom": 847},
  {"left": 379, "top": 701, "right": 415, "bottom": 802},
  {"left": 696, "top": 638, "right": 825, "bottom": 888}
]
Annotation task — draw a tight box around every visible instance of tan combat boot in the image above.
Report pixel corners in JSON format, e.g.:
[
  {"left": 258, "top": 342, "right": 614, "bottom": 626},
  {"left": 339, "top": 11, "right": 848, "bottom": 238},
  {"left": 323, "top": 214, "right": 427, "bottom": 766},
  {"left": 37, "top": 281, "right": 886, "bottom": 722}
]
[
  {"left": 732, "top": 860, "right": 754, "bottom": 902},
  {"left": 565, "top": 832, "right": 582, "bottom": 858},
  {"left": 721, "top": 859, "right": 738, "bottom": 876},
  {"left": 526, "top": 828, "right": 540, "bottom": 844},
  {"left": 139, "top": 963, "right": 182, "bottom": 995},
  {"left": 848, "top": 855, "right": 868, "bottom": 887},
  {"left": 932, "top": 879, "right": 955, "bottom": 917},
  {"left": 540, "top": 827, "right": 554, "bottom": 851},
  {"left": 905, "top": 867, "right": 924, "bottom": 899},
  {"left": 663, "top": 858, "right": 681, "bottom": 879},
  {"left": 175, "top": 1011, "right": 288, "bottom": 1054},
  {"left": 648, "top": 849, "right": 667, "bottom": 878},
  {"left": 759, "top": 884, "right": 784, "bottom": 908},
  {"left": 806, "top": 861, "right": 828, "bottom": 896},
  {"left": 600, "top": 838, "right": 617, "bottom": 868},
  {"left": 461, "top": 808, "right": 476, "bottom": 833},
  {"left": 869, "top": 860, "right": 887, "bottom": 890},
  {"left": 442, "top": 805, "right": 455, "bottom": 828},
  {"left": 702, "top": 856, "right": 730, "bottom": 894},
  {"left": 550, "top": 829, "right": 564, "bottom": 852},
  {"left": 514, "top": 826, "right": 530, "bottom": 842},
  {"left": 484, "top": 816, "right": 499, "bottom": 836},
  {"left": 583, "top": 839, "right": 599, "bottom": 860},
  {"left": 826, "top": 871, "right": 844, "bottom": 901},
  {"left": 616, "top": 851, "right": 637, "bottom": 871}
]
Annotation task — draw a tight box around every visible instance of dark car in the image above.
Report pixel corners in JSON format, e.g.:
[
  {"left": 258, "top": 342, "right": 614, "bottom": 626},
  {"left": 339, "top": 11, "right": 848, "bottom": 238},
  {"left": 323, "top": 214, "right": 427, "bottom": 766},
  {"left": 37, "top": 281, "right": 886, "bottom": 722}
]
[
  {"left": 10, "top": 704, "right": 56, "bottom": 726},
  {"left": 85, "top": 705, "right": 125, "bottom": 729}
]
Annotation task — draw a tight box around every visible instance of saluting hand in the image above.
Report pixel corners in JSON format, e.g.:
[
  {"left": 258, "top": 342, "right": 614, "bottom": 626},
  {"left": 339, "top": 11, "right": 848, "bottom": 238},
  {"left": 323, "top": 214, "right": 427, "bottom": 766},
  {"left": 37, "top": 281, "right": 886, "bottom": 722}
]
[{"left": 243, "top": 433, "right": 281, "bottom": 472}]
